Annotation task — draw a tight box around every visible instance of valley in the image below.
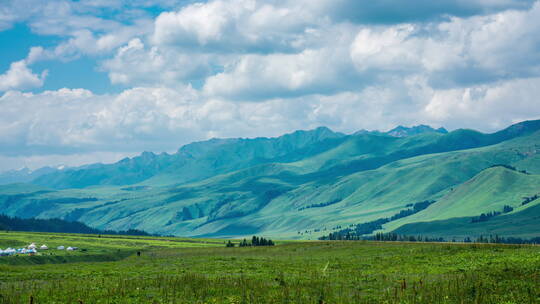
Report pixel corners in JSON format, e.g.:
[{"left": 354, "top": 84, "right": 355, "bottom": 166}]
[{"left": 1, "top": 121, "right": 540, "bottom": 240}]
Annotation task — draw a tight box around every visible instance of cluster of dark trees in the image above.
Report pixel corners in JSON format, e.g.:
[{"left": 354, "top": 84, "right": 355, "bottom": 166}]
[
  {"left": 320, "top": 219, "right": 387, "bottom": 240},
  {"left": 467, "top": 235, "right": 540, "bottom": 244},
  {"left": 321, "top": 230, "right": 375, "bottom": 241},
  {"left": 226, "top": 236, "right": 275, "bottom": 247},
  {"left": 320, "top": 232, "right": 540, "bottom": 244},
  {"left": 0, "top": 214, "right": 152, "bottom": 236},
  {"left": 370, "top": 233, "right": 540, "bottom": 245},
  {"left": 471, "top": 205, "right": 513, "bottom": 223},
  {"left": 319, "top": 200, "right": 436, "bottom": 240},
  {"left": 388, "top": 200, "right": 435, "bottom": 221},
  {"left": 471, "top": 211, "right": 501, "bottom": 223},
  {"left": 503, "top": 205, "right": 514, "bottom": 213},
  {"left": 488, "top": 164, "right": 529, "bottom": 174},
  {"left": 298, "top": 199, "right": 342, "bottom": 211},
  {"left": 371, "top": 233, "right": 444, "bottom": 242},
  {"left": 522, "top": 194, "right": 539, "bottom": 206}
]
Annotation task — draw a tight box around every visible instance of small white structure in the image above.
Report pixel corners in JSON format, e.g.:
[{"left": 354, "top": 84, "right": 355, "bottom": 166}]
[
  {"left": 28, "top": 243, "right": 37, "bottom": 250},
  {"left": 57, "top": 245, "right": 65, "bottom": 250},
  {"left": 40, "top": 245, "right": 48, "bottom": 250},
  {"left": 66, "top": 247, "right": 74, "bottom": 251},
  {"left": 0, "top": 247, "right": 39, "bottom": 256},
  {"left": 2, "top": 248, "right": 16, "bottom": 256}
]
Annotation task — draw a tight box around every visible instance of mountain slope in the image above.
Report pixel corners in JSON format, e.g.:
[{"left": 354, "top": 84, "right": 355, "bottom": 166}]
[
  {"left": 30, "top": 127, "right": 346, "bottom": 189},
  {"left": 0, "top": 214, "right": 151, "bottom": 235},
  {"left": 392, "top": 200, "right": 540, "bottom": 239},
  {"left": 0, "top": 167, "right": 59, "bottom": 185},
  {"left": 381, "top": 165, "right": 540, "bottom": 234},
  {"left": 18, "top": 120, "right": 540, "bottom": 190},
  {"left": 386, "top": 125, "right": 448, "bottom": 137},
  {"left": 0, "top": 120, "right": 539, "bottom": 239}
]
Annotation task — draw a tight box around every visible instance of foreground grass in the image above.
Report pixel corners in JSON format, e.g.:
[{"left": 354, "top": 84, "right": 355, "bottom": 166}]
[
  {"left": 0, "top": 231, "right": 222, "bottom": 266},
  {"left": 0, "top": 232, "right": 539, "bottom": 303}
]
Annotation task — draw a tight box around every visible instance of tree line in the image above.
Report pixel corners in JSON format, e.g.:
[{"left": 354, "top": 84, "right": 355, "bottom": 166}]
[
  {"left": 522, "top": 194, "right": 538, "bottom": 206},
  {"left": 471, "top": 205, "right": 514, "bottom": 223},
  {"left": 226, "top": 236, "right": 275, "bottom": 247},
  {"left": 319, "top": 232, "right": 540, "bottom": 245},
  {"left": 298, "top": 198, "right": 342, "bottom": 211},
  {"left": 487, "top": 164, "right": 529, "bottom": 175},
  {"left": 319, "top": 200, "right": 436, "bottom": 240},
  {"left": 0, "top": 214, "right": 152, "bottom": 236},
  {"left": 370, "top": 233, "right": 540, "bottom": 244}
]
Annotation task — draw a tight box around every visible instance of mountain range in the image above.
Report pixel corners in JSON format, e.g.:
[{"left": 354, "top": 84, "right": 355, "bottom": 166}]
[{"left": 0, "top": 121, "right": 539, "bottom": 240}]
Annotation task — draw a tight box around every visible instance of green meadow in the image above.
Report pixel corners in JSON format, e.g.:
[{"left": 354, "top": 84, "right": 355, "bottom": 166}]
[{"left": 1, "top": 232, "right": 539, "bottom": 303}]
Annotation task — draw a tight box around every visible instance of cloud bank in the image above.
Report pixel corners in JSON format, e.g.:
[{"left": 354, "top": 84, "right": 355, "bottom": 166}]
[{"left": 0, "top": 0, "right": 539, "bottom": 171}]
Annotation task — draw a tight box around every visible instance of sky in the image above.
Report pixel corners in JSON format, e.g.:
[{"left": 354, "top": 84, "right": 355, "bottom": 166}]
[{"left": 1, "top": 0, "right": 540, "bottom": 172}]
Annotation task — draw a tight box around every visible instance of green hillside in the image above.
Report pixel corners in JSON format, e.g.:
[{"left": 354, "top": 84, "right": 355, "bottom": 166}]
[
  {"left": 381, "top": 166, "right": 540, "bottom": 234},
  {"left": 0, "top": 120, "right": 539, "bottom": 239},
  {"left": 393, "top": 201, "right": 540, "bottom": 239}
]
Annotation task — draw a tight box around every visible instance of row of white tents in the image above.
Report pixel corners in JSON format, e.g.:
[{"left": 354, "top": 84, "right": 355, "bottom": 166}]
[
  {"left": 57, "top": 245, "right": 78, "bottom": 251},
  {"left": 0, "top": 243, "right": 78, "bottom": 256},
  {"left": 0, "top": 248, "right": 37, "bottom": 255},
  {"left": 27, "top": 243, "right": 49, "bottom": 250}
]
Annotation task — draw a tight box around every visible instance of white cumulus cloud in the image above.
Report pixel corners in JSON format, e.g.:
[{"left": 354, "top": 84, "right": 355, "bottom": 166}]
[
  {"left": 0, "top": 60, "right": 47, "bottom": 92},
  {"left": 2, "top": 0, "right": 540, "bottom": 171}
]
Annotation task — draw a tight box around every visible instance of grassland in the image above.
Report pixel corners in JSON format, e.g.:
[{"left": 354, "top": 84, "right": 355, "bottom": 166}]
[
  {"left": 0, "top": 232, "right": 539, "bottom": 303},
  {"left": 0, "top": 231, "right": 222, "bottom": 266}
]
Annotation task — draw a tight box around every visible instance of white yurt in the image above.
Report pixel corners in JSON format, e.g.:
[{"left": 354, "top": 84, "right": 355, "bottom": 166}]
[
  {"left": 40, "top": 245, "right": 48, "bottom": 250},
  {"left": 66, "top": 247, "right": 74, "bottom": 251},
  {"left": 28, "top": 243, "right": 37, "bottom": 249},
  {"left": 57, "top": 245, "right": 65, "bottom": 250}
]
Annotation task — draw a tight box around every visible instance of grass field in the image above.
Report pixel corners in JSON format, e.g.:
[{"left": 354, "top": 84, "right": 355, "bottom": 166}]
[
  {"left": 0, "top": 231, "right": 222, "bottom": 266},
  {"left": 0, "top": 232, "right": 539, "bottom": 303}
]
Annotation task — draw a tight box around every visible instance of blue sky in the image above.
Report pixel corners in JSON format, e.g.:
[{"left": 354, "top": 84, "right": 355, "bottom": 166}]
[
  {"left": 1, "top": 0, "right": 540, "bottom": 171},
  {"left": 0, "top": 24, "right": 114, "bottom": 93}
]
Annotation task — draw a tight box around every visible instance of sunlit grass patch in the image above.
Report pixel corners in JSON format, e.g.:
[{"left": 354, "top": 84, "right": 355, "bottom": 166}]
[{"left": 0, "top": 233, "right": 538, "bottom": 303}]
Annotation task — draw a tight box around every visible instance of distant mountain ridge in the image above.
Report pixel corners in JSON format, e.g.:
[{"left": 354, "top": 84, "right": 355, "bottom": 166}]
[
  {"left": 1, "top": 119, "right": 540, "bottom": 240},
  {"left": 0, "top": 124, "right": 442, "bottom": 189},
  {"left": 386, "top": 125, "right": 448, "bottom": 137},
  {"left": 0, "top": 166, "right": 59, "bottom": 185},
  {"left": 28, "top": 126, "right": 346, "bottom": 189},
  {"left": 353, "top": 124, "right": 447, "bottom": 137}
]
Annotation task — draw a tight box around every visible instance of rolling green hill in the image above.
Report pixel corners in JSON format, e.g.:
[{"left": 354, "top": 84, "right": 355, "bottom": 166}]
[
  {"left": 0, "top": 120, "right": 539, "bottom": 239},
  {"left": 392, "top": 201, "right": 540, "bottom": 239},
  {"left": 381, "top": 165, "right": 540, "bottom": 235}
]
